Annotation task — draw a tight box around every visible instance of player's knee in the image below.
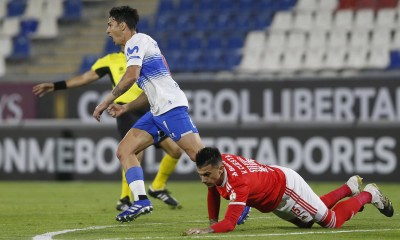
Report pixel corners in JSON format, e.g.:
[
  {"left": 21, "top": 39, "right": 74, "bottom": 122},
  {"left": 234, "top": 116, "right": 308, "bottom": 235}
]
[{"left": 169, "top": 146, "right": 183, "bottom": 158}]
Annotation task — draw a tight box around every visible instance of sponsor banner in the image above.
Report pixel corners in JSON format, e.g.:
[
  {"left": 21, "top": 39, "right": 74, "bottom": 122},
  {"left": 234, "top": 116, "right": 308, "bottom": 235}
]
[
  {"left": 38, "top": 78, "right": 400, "bottom": 126},
  {"left": 0, "top": 83, "right": 36, "bottom": 122},
  {"left": 0, "top": 125, "right": 398, "bottom": 182}
]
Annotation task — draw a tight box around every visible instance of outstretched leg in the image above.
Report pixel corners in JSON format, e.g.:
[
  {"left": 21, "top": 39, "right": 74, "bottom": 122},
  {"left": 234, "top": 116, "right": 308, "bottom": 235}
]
[{"left": 320, "top": 175, "right": 362, "bottom": 209}]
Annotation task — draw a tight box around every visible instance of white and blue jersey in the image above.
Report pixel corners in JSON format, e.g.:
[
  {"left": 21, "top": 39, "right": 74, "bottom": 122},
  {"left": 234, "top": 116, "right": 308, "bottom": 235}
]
[{"left": 124, "top": 33, "right": 188, "bottom": 116}]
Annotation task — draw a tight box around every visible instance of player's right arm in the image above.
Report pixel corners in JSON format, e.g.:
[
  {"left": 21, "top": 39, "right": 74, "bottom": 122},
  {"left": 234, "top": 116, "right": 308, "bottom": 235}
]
[{"left": 32, "top": 70, "right": 100, "bottom": 97}]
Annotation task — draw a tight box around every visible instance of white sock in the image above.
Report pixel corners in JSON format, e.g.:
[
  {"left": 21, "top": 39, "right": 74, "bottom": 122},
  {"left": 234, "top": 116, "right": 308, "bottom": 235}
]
[{"left": 129, "top": 180, "right": 146, "bottom": 201}]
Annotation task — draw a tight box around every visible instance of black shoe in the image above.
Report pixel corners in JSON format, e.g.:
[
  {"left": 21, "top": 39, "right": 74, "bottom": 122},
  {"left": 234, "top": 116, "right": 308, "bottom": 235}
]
[
  {"left": 116, "top": 196, "right": 132, "bottom": 211},
  {"left": 148, "top": 187, "right": 181, "bottom": 209}
]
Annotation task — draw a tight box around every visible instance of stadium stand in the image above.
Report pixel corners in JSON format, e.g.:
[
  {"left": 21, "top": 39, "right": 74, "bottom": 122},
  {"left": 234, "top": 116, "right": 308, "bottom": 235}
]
[{"left": 2, "top": 0, "right": 400, "bottom": 81}]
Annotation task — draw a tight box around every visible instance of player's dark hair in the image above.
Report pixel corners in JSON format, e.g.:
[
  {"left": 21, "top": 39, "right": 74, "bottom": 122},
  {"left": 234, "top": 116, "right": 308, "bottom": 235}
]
[
  {"left": 109, "top": 6, "right": 139, "bottom": 30},
  {"left": 196, "top": 147, "right": 222, "bottom": 168}
]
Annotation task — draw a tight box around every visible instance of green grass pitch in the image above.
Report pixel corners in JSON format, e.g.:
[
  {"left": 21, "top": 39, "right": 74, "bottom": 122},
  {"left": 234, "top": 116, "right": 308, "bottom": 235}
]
[{"left": 0, "top": 181, "right": 399, "bottom": 240}]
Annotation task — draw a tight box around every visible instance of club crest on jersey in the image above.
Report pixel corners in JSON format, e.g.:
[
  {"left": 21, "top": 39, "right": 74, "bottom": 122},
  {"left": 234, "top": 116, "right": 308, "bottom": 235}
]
[{"left": 229, "top": 191, "right": 237, "bottom": 201}]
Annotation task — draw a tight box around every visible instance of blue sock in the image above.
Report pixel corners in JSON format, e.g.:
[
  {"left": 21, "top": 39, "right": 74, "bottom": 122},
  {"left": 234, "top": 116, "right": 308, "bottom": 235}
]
[{"left": 125, "top": 166, "right": 144, "bottom": 184}]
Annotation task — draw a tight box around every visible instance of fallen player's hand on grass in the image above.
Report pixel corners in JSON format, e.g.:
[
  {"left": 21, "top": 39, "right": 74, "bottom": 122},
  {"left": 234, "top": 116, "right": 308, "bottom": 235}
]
[{"left": 184, "top": 227, "right": 213, "bottom": 235}]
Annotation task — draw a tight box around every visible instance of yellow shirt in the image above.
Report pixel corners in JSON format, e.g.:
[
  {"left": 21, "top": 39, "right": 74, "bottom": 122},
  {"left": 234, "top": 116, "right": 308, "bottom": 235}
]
[{"left": 91, "top": 52, "right": 143, "bottom": 104}]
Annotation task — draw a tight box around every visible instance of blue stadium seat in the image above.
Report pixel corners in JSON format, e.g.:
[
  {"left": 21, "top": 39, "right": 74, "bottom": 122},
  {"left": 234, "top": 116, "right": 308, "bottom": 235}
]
[
  {"left": 79, "top": 54, "right": 99, "bottom": 73},
  {"left": 258, "top": 0, "right": 278, "bottom": 11},
  {"left": 215, "top": 0, "right": 237, "bottom": 12},
  {"left": 255, "top": 10, "right": 274, "bottom": 29},
  {"left": 166, "top": 34, "right": 184, "bottom": 51},
  {"left": 20, "top": 19, "right": 38, "bottom": 36},
  {"left": 236, "top": 12, "right": 256, "bottom": 32},
  {"left": 175, "top": 13, "right": 195, "bottom": 33},
  {"left": 182, "top": 51, "right": 203, "bottom": 72},
  {"left": 225, "top": 33, "right": 245, "bottom": 50},
  {"left": 137, "top": 16, "right": 152, "bottom": 34},
  {"left": 203, "top": 50, "right": 224, "bottom": 71},
  {"left": 185, "top": 34, "right": 203, "bottom": 51},
  {"left": 198, "top": 0, "right": 214, "bottom": 11},
  {"left": 388, "top": 50, "right": 400, "bottom": 69},
  {"left": 103, "top": 37, "right": 120, "bottom": 54},
  {"left": 206, "top": 34, "right": 224, "bottom": 50},
  {"left": 195, "top": 12, "right": 216, "bottom": 32},
  {"left": 277, "top": 0, "right": 297, "bottom": 11},
  {"left": 11, "top": 33, "right": 30, "bottom": 59},
  {"left": 223, "top": 51, "right": 242, "bottom": 70},
  {"left": 154, "top": 14, "right": 176, "bottom": 31},
  {"left": 237, "top": 0, "right": 258, "bottom": 13},
  {"left": 215, "top": 12, "right": 236, "bottom": 31},
  {"left": 164, "top": 50, "right": 183, "bottom": 72},
  {"left": 157, "top": 0, "right": 175, "bottom": 15},
  {"left": 7, "top": 0, "right": 26, "bottom": 17},
  {"left": 177, "top": 0, "right": 197, "bottom": 13},
  {"left": 62, "top": 0, "right": 82, "bottom": 21}
]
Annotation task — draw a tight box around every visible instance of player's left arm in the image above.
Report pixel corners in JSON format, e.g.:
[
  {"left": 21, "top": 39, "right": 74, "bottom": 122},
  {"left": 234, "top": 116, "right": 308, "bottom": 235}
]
[
  {"left": 107, "top": 91, "right": 149, "bottom": 118},
  {"left": 93, "top": 65, "right": 140, "bottom": 121}
]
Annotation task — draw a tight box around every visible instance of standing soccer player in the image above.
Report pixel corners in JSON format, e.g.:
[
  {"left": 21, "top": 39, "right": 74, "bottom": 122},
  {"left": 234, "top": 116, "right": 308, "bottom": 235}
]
[
  {"left": 92, "top": 6, "right": 205, "bottom": 222},
  {"left": 33, "top": 50, "right": 183, "bottom": 210},
  {"left": 185, "top": 147, "right": 394, "bottom": 234}
]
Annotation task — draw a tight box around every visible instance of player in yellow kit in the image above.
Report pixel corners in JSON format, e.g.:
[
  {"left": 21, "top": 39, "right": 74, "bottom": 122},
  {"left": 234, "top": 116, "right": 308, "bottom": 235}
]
[{"left": 33, "top": 51, "right": 183, "bottom": 210}]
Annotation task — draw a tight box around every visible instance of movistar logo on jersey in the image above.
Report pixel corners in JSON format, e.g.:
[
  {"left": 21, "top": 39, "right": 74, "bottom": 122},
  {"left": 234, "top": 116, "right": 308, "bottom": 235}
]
[{"left": 126, "top": 46, "right": 141, "bottom": 60}]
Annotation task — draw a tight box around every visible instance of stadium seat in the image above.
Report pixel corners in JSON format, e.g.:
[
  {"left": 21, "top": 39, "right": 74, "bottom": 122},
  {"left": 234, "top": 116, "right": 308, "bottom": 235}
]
[
  {"left": 177, "top": 0, "right": 197, "bottom": 13},
  {"left": 265, "top": 31, "right": 286, "bottom": 50},
  {"left": 287, "top": 32, "right": 307, "bottom": 50},
  {"left": 346, "top": 47, "right": 369, "bottom": 69},
  {"left": 237, "top": 0, "right": 258, "bottom": 13},
  {"left": 44, "top": 0, "right": 64, "bottom": 19},
  {"left": 375, "top": 9, "right": 397, "bottom": 29},
  {"left": 354, "top": 9, "right": 374, "bottom": 30},
  {"left": 205, "top": 34, "right": 224, "bottom": 50},
  {"left": 185, "top": 34, "right": 203, "bottom": 51},
  {"left": 203, "top": 51, "right": 224, "bottom": 71},
  {"left": 319, "top": 0, "right": 338, "bottom": 10},
  {"left": 175, "top": 13, "right": 195, "bottom": 33},
  {"left": 11, "top": 33, "right": 31, "bottom": 59},
  {"left": 356, "top": 0, "right": 377, "bottom": 10},
  {"left": 368, "top": 48, "right": 390, "bottom": 69},
  {"left": 281, "top": 48, "right": 304, "bottom": 72},
  {"left": 259, "top": 48, "right": 283, "bottom": 72},
  {"left": 303, "top": 48, "right": 325, "bottom": 70},
  {"left": 237, "top": 51, "right": 262, "bottom": 72},
  {"left": 270, "top": 11, "right": 293, "bottom": 32},
  {"left": 103, "top": 37, "right": 120, "bottom": 54},
  {"left": 62, "top": 0, "right": 82, "bottom": 21},
  {"left": 327, "top": 30, "right": 349, "bottom": 49},
  {"left": 312, "top": 10, "right": 333, "bottom": 31},
  {"left": 182, "top": 51, "right": 203, "bottom": 72},
  {"left": 194, "top": 12, "right": 216, "bottom": 32},
  {"left": 371, "top": 28, "right": 392, "bottom": 49},
  {"left": 277, "top": 0, "right": 297, "bottom": 11},
  {"left": 7, "top": 0, "right": 26, "bottom": 17},
  {"left": 349, "top": 29, "right": 370, "bottom": 48},
  {"left": 337, "top": 0, "right": 357, "bottom": 9},
  {"left": 254, "top": 10, "right": 274, "bottom": 30},
  {"left": 323, "top": 47, "right": 347, "bottom": 70},
  {"left": 225, "top": 33, "right": 244, "bottom": 51},
  {"left": 157, "top": 0, "right": 175, "bottom": 15},
  {"left": 333, "top": 10, "right": 354, "bottom": 30},
  {"left": 0, "top": 0, "right": 7, "bottom": 19},
  {"left": 137, "top": 16, "right": 152, "bottom": 34},
  {"left": 387, "top": 50, "right": 400, "bottom": 69},
  {"left": 296, "top": 0, "right": 319, "bottom": 11},
  {"left": 20, "top": 19, "right": 39, "bottom": 36},
  {"left": 32, "top": 16, "right": 58, "bottom": 39},
  {"left": 215, "top": 12, "right": 236, "bottom": 32},
  {"left": 215, "top": 0, "right": 234, "bottom": 12},
  {"left": 236, "top": 12, "right": 256, "bottom": 32},
  {"left": 164, "top": 50, "right": 183, "bottom": 72},
  {"left": 242, "top": 31, "right": 266, "bottom": 55},
  {"left": 293, "top": 12, "right": 313, "bottom": 31},
  {"left": 0, "top": 17, "right": 21, "bottom": 37},
  {"left": 166, "top": 34, "right": 184, "bottom": 51},
  {"left": 307, "top": 31, "right": 327, "bottom": 50},
  {"left": 154, "top": 14, "right": 176, "bottom": 31},
  {"left": 198, "top": 0, "right": 214, "bottom": 11},
  {"left": 79, "top": 54, "right": 99, "bottom": 73},
  {"left": 23, "top": 0, "right": 44, "bottom": 18},
  {"left": 376, "top": 0, "right": 398, "bottom": 9},
  {"left": 224, "top": 51, "right": 242, "bottom": 70},
  {"left": 0, "top": 36, "right": 12, "bottom": 58}
]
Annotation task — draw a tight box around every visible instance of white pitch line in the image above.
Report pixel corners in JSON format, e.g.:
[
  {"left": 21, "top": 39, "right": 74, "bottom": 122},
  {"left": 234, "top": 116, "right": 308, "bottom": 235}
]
[{"left": 32, "top": 219, "right": 399, "bottom": 240}]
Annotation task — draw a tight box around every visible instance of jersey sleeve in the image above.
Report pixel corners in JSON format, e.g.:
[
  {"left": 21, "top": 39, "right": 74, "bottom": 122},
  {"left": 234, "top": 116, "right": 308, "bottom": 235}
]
[
  {"left": 91, "top": 55, "right": 110, "bottom": 78},
  {"left": 125, "top": 38, "right": 146, "bottom": 67}
]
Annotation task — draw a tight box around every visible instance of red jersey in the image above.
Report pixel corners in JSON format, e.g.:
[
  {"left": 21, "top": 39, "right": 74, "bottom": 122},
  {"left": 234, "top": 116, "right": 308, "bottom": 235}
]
[{"left": 209, "top": 154, "right": 286, "bottom": 233}]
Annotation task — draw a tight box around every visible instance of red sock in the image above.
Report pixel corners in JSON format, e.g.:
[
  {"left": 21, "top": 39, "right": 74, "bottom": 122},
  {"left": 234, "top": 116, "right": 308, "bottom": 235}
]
[
  {"left": 320, "top": 184, "right": 352, "bottom": 208},
  {"left": 329, "top": 193, "right": 370, "bottom": 228}
]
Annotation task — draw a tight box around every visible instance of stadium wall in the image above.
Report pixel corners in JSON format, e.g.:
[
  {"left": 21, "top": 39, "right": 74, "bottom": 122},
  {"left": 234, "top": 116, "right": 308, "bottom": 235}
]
[{"left": 0, "top": 78, "right": 399, "bottom": 182}]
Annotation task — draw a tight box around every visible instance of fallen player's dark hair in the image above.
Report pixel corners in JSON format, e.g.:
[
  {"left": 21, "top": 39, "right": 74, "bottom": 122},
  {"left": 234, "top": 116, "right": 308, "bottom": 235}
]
[{"left": 195, "top": 147, "right": 222, "bottom": 168}]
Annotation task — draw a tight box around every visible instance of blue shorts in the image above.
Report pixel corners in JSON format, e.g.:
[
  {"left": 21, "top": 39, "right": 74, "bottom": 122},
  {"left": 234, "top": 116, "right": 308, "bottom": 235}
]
[{"left": 133, "top": 106, "right": 199, "bottom": 144}]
